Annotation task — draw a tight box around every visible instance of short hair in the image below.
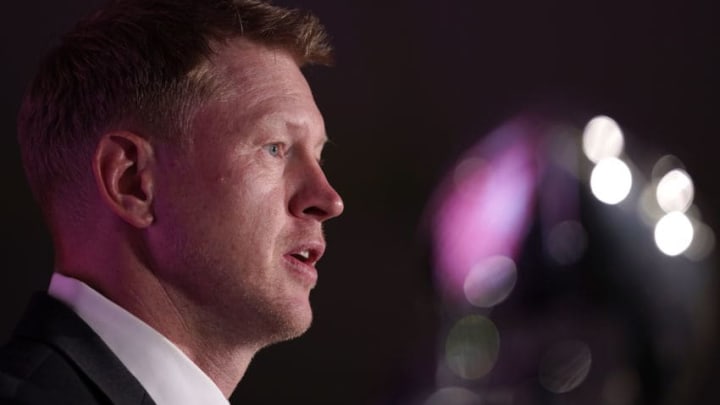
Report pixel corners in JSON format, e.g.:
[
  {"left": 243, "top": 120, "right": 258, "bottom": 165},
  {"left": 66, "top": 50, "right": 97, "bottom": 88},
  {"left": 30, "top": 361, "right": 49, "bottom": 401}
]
[{"left": 17, "top": 0, "right": 333, "bottom": 220}]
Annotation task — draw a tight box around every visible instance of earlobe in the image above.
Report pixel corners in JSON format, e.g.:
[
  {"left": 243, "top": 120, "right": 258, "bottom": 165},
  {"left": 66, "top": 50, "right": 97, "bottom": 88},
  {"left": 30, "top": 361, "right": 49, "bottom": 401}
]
[{"left": 93, "top": 131, "right": 155, "bottom": 228}]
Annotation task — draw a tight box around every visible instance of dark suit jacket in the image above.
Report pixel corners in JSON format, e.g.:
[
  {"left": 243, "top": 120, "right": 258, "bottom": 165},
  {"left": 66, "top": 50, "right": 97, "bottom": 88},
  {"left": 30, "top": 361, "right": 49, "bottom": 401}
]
[{"left": 0, "top": 293, "right": 155, "bottom": 404}]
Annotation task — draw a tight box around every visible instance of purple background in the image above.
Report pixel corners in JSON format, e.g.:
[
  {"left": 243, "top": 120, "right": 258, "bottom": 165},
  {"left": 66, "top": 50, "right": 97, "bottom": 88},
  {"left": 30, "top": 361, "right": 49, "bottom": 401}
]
[{"left": 2, "top": 1, "right": 718, "bottom": 403}]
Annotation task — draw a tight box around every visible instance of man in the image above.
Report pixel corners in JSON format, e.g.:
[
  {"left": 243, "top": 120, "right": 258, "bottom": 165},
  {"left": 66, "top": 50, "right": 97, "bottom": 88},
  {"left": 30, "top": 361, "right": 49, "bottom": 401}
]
[{"left": 0, "top": 0, "right": 343, "bottom": 403}]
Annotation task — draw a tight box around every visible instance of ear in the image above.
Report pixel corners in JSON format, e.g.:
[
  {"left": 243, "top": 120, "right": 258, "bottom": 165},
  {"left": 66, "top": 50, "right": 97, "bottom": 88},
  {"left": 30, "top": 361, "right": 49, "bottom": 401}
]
[{"left": 92, "top": 131, "right": 155, "bottom": 228}]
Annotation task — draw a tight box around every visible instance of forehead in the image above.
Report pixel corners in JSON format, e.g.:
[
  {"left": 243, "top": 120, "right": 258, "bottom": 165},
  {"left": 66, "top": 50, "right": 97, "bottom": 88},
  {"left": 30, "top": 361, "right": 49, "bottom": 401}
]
[
  {"left": 209, "top": 39, "right": 315, "bottom": 110},
  {"left": 192, "top": 38, "right": 325, "bottom": 141}
]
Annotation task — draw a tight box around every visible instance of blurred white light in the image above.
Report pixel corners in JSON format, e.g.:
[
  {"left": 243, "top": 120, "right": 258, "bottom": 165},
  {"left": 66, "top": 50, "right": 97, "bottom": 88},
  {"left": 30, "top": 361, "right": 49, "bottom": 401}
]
[
  {"left": 445, "top": 315, "right": 500, "bottom": 380},
  {"left": 590, "top": 158, "right": 632, "bottom": 205},
  {"left": 538, "top": 340, "right": 592, "bottom": 394},
  {"left": 654, "top": 212, "right": 694, "bottom": 256},
  {"left": 463, "top": 256, "right": 517, "bottom": 308},
  {"left": 656, "top": 169, "right": 694, "bottom": 213},
  {"left": 651, "top": 155, "right": 684, "bottom": 180},
  {"left": 582, "top": 115, "right": 624, "bottom": 163},
  {"left": 424, "top": 387, "right": 481, "bottom": 405},
  {"left": 638, "top": 184, "right": 665, "bottom": 226},
  {"left": 684, "top": 221, "right": 716, "bottom": 261}
]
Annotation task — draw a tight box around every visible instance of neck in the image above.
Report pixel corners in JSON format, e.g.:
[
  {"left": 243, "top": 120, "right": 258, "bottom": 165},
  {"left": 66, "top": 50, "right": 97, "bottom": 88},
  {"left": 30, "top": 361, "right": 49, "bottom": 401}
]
[
  {"left": 61, "top": 260, "right": 262, "bottom": 398},
  {"left": 176, "top": 343, "right": 257, "bottom": 397},
  {"left": 54, "top": 216, "right": 268, "bottom": 397},
  {"left": 117, "top": 272, "right": 266, "bottom": 397}
]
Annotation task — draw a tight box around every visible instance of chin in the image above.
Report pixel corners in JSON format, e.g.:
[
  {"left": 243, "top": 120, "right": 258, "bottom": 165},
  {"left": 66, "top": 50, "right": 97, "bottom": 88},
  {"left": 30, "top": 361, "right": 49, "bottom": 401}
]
[
  {"left": 263, "top": 315, "right": 312, "bottom": 347},
  {"left": 259, "top": 299, "right": 314, "bottom": 344},
  {"left": 285, "top": 304, "right": 314, "bottom": 337}
]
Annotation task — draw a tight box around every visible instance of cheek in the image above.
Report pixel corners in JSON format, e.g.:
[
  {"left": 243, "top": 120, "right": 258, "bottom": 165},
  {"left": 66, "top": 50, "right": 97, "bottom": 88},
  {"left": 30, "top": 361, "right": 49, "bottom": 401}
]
[
  {"left": 155, "top": 157, "right": 289, "bottom": 246},
  {"left": 221, "top": 162, "right": 288, "bottom": 214},
  {"left": 216, "top": 176, "right": 283, "bottom": 218},
  {"left": 205, "top": 172, "right": 289, "bottom": 251}
]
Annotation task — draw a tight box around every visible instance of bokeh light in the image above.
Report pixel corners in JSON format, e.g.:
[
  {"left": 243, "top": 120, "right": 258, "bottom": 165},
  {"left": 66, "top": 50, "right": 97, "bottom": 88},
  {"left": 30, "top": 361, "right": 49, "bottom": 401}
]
[
  {"left": 582, "top": 115, "right": 624, "bottom": 163},
  {"left": 433, "top": 127, "right": 538, "bottom": 301},
  {"left": 538, "top": 340, "right": 592, "bottom": 394},
  {"left": 638, "top": 184, "right": 664, "bottom": 226},
  {"left": 654, "top": 212, "right": 694, "bottom": 256},
  {"left": 651, "top": 154, "right": 685, "bottom": 180},
  {"left": 656, "top": 169, "right": 694, "bottom": 213},
  {"left": 590, "top": 158, "right": 633, "bottom": 205},
  {"left": 546, "top": 220, "right": 588, "bottom": 265},
  {"left": 684, "top": 220, "right": 716, "bottom": 261},
  {"left": 445, "top": 315, "right": 500, "bottom": 380},
  {"left": 424, "top": 387, "right": 482, "bottom": 405},
  {"left": 463, "top": 256, "right": 517, "bottom": 308},
  {"left": 453, "top": 157, "right": 487, "bottom": 187},
  {"left": 426, "top": 113, "right": 719, "bottom": 405}
]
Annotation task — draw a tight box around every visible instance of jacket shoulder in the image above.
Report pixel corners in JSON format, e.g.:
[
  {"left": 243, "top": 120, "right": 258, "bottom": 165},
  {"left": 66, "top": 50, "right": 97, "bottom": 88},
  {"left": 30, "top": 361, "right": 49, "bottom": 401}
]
[{"left": 0, "top": 336, "right": 103, "bottom": 404}]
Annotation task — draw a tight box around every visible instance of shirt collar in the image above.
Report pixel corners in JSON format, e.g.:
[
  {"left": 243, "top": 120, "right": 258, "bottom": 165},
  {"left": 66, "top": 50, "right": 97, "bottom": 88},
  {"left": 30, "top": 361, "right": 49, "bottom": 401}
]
[{"left": 48, "top": 273, "right": 230, "bottom": 405}]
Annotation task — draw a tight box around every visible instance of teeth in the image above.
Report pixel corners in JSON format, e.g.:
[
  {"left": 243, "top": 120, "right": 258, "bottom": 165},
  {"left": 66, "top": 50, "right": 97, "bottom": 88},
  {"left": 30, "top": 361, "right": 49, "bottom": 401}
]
[{"left": 298, "top": 250, "right": 310, "bottom": 260}]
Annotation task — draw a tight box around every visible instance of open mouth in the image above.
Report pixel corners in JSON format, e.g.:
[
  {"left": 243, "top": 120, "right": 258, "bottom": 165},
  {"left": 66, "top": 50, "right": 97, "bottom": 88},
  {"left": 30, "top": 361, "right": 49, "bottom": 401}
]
[
  {"left": 291, "top": 250, "right": 312, "bottom": 263},
  {"left": 287, "top": 245, "right": 323, "bottom": 266}
]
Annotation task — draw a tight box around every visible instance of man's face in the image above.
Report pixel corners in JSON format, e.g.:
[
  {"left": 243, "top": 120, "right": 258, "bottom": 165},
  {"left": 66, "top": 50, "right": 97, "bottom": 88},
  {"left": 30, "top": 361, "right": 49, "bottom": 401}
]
[{"left": 149, "top": 39, "right": 343, "bottom": 345}]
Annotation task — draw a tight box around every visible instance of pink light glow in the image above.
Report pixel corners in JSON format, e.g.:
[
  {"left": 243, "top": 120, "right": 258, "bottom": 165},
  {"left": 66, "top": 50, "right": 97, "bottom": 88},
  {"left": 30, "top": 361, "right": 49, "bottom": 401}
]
[{"left": 432, "top": 121, "right": 541, "bottom": 302}]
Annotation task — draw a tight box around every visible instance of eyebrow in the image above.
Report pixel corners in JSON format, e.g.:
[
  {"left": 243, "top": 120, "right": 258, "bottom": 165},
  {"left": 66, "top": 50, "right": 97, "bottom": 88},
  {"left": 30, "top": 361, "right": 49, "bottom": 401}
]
[{"left": 254, "top": 109, "right": 328, "bottom": 148}]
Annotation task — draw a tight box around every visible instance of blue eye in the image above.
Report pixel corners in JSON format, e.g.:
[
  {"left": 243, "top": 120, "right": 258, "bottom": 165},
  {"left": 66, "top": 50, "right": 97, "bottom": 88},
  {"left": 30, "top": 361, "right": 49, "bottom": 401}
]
[{"left": 265, "top": 143, "right": 282, "bottom": 157}]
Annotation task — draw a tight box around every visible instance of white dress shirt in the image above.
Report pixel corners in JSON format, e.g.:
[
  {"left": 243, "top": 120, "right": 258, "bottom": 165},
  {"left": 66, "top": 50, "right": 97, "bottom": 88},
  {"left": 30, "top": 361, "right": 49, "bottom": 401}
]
[{"left": 48, "top": 273, "right": 230, "bottom": 405}]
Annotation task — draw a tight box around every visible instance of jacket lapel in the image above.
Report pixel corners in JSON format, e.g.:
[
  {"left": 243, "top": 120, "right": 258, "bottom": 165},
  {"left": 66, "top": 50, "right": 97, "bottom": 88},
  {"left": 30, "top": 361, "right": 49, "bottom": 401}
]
[{"left": 14, "top": 293, "right": 156, "bottom": 405}]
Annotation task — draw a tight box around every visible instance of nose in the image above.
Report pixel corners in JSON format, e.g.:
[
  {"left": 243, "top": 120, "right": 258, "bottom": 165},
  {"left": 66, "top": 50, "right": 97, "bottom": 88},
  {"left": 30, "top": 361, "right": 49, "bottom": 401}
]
[{"left": 289, "top": 160, "right": 344, "bottom": 222}]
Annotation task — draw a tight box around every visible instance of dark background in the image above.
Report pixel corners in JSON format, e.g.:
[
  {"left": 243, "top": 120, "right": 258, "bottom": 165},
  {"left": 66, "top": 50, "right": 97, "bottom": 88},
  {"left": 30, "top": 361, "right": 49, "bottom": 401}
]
[{"left": 1, "top": 1, "right": 718, "bottom": 404}]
